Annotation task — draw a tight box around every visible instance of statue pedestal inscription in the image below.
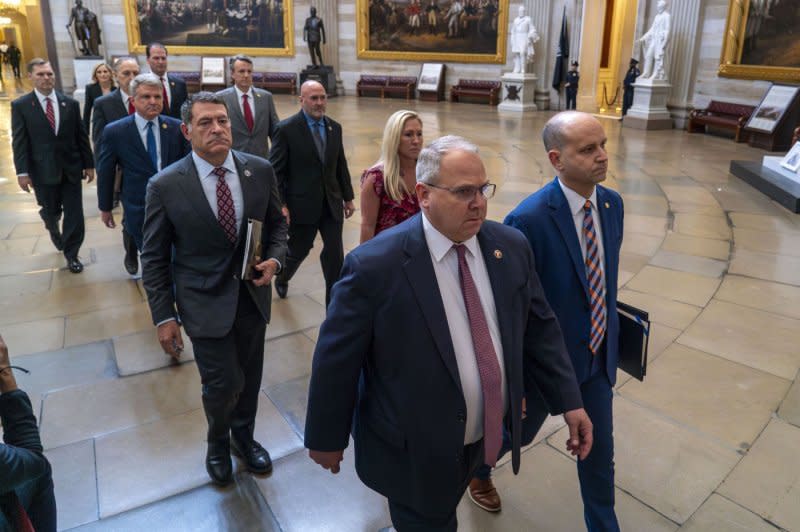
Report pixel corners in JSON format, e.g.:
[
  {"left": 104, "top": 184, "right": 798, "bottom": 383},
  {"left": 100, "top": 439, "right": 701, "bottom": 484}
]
[
  {"left": 300, "top": 66, "right": 337, "bottom": 97},
  {"left": 623, "top": 79, "right": 672, "bottom": 130},
  {"left": 498, "top": 73, "right": 537, "bottom": 113}
]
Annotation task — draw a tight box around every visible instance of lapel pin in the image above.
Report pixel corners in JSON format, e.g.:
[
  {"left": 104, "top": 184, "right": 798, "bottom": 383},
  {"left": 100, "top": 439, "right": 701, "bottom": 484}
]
[
  {"left": 244, "top": 169, "right": 252, "bottom": 177},
  {"left": 61, "top": 102, "right": 66, "bottom": 107},
  {"left": 604, "top": 202, "right": 610, "bottom": 208},
  {"left": 494, "top": 249, "right": 503, "bottom": 259},
  {"left": 171, "top": 82, "right": 175, "bottom": 87},
  {"left": 161, "top": 122, "right": 167, "bottom": 129}
]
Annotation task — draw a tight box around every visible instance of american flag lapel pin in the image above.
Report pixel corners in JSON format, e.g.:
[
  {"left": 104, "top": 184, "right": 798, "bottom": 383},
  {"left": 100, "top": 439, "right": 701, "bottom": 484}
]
[
  {"left": 604, "top": 202, "right": 610, "bottom": 208},
  {"left": 494, "top": 250, "right": 503, "bottom": 259},
  {"left": 244, "top": 169, "right": 252, "bottom": 177},
  {"left": 161, "top": 123, "right": 167, "bottom": 129}
]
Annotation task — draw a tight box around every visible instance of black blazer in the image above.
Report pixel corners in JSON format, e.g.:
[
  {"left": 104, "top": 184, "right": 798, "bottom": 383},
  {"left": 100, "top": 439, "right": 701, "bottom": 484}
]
[
  {"left": 11, "top": 91, "right": 94, "bottom": 186},
  {"left": 268, "top": 111, "right": 354, "bottom": 224},
  {"left": 162, "top": 74, "right": 188, "bottom": 119},
  {"left": 82, "top": 82, "right": 113, "bottom": 133},
  {"left": 91, "top": 88, "right": 128, "bottom": 149}
]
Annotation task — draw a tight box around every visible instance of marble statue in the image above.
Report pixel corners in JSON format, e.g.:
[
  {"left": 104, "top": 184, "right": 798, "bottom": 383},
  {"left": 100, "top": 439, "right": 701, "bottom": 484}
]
[
  {"left": 638, "top": 0, "right": 671, "bottom": 81},
  {"left": 510, "top": 6, "right": 539, "bottom": 74}
]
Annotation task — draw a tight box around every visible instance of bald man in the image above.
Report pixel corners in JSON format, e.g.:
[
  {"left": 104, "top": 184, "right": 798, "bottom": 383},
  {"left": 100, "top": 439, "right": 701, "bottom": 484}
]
[{"left": 268, "top": 81, "right": 354, "bottom": 306}]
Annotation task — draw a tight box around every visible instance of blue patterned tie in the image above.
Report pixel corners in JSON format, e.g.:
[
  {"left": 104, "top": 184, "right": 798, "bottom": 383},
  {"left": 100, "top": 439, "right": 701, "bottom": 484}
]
[
  {"left": 146, "top": 121, "right": 158, "bottom": 171},
  {"left": 583, "top": 200, "right": 607, "bottom": 355}
]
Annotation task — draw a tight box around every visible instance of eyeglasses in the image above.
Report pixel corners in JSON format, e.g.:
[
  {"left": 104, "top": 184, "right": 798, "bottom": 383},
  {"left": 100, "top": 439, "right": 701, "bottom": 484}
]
[{"left": 426, "top": 182, "right": 496, "bottom": 201}]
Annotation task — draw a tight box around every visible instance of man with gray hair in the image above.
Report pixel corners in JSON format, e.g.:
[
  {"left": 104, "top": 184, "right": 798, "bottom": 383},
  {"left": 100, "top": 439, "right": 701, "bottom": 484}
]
[
  {"left": 305, "top": 135, "right": 591, "bottom": 530},
  {"left": 96, "top": 73, "right": 189, "bottom": 273}
]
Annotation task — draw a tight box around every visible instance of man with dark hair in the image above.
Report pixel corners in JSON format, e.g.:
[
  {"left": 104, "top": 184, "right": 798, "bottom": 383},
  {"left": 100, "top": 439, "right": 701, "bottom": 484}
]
[
  {"left": 141, "top": 92, "right": 288, "bottom": 485},
  {"left": 11, "top": 59, "right": 94, "bottom": 274},
  {"left": 216, "top": 55, "right": 279, "bottom": 159},
  {"left": 146, "top": 43, "right": 188, "bottom": 119}
]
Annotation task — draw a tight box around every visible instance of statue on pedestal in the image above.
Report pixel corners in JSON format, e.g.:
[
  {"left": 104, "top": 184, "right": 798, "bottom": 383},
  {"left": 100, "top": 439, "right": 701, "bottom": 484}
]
[
  {"left": 510, "top": 6, "right": 539, "bottom": 74},
  {"left": 67, "top": 0, "right": 102, "bottom": 57},
  {"left": 304, "top": 7, "right": 326, "bottom": 68},
  {"left": 638, "top": 0, "right": 671, "bottom": 81}
]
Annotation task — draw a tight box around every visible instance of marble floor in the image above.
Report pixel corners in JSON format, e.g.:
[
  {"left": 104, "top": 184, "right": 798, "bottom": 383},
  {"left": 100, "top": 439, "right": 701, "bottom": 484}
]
[{"left": 1, "top": 88, "right": 799, "bottom": 532}]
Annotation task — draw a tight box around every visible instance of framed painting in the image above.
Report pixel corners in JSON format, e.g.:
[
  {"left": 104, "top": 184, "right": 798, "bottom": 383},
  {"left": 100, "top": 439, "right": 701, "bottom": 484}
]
[
  {"left": 123, "top": 0, "right": 294, "bottom": 57},
  {"left": 719, "top": 0, "right": 800, "bottom": 82},
  {"left": 356, "top": 0, "right": 509, "bottom": 63}
]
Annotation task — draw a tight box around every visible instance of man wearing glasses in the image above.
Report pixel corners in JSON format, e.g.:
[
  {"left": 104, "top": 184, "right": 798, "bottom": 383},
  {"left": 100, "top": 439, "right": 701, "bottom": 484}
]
[{"left": 304, "top": 135, "right": 592, "bottom": 531}]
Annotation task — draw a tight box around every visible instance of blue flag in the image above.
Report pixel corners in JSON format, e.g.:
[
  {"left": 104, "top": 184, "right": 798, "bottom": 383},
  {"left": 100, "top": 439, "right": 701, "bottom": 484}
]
[{"left": 552, "top": 7, "right": 569, "bottom": 91}]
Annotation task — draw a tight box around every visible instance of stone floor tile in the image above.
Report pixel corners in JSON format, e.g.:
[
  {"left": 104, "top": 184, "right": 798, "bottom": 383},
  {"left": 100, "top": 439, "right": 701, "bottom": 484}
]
[
  {"left": 50, "top": 259, "right": 136, "bottom": 290},
  {"left": 660, "top": 232, "right": 730, "bottom": 261},
  {"left": 617, "top": 289, "right": 701, "bottom": 330},
  {"left": 40, "top": 363, "right": 201, "bottom": 449},
  {"left": 625, "top": 266, "right": 721, "bottom": 307},
  {"left": 729, "top": 248, "right": 800, "bottom": 287},
  {"left": 623, "top": 214, "right": 668, "bottom": 237},
  {"left": 266, "top": 294, "right": 327, "bottom": 340},
  {"left": 733, "top": 226, "right": 800, "bottom": 258},
  {"left": 621, "top": 195, "right": 669, "bottom": 217},
  {"left": 0, "top": 270, "right": 52, "bottom": 297},
  {"left": 729, "top": 212, "right": 800, "bottom": 234},
  {"left": 72, "top": 477, "right": 279, "bottom": 532},
  {"left": 616, "top": 322, "right": 682, "bottom": 387},
  {"left": 8, "top": 221, "right": 48, "bottom": 238},
  {"left": 307, "top": 287, "right": 326, "bottom": 307},
  {"left": 254, "top": 444, "right": 391, "bottom": 532},
  {"left": 673, "top": 213, "right": 731, "bottom": 240},
  {"left": 261, "top": 332, "right": 315, "bottom": 389},
  {"left": 46, "top": 439, "right": 98, "bottom": 530},
  {"left": 777, "top": 376, "right": 800, "bottom": 428},
  {"left": 661, "top": 184, "right": 720, "bottom": 207},
  {"left": 304, "top": 326, "right": 320, "bottom": 343},
  {"left": 549, "top": 397, "right": 741, "bottom": 523},
  {"left": 64, "top": 302, "right": 153, "bottom": 347},
  {"left": 265, "top": 375, "right": 310, "bottom": 439},
  {"left": 113, "top": 330, "right": 195, "bottom": 377},
  {"left": 678, "top": 300, "right": 800, "bottom": 380},
  {"left": 715, "top": 275, "right": 800, "bottom": 321},
  {"left": 1, "top": 316, "right": 64, "bottom": 356},
  {"left": 621, "top": 232, "right": 664, "bottom": 257},
  {"left": 0, "top": 252, "right": 65, "bottom": 277},
  {"left": 718, "top": 420, "right": 800, "bottom": 531},
  {"left": 649, "top": 250, "right": 727, "bottom": 278},
  {"left": 678, "top": 494, "right": 780, "bottom": 532},
  {"left": 620, "top": 343, "right": 790, "bottom": 449},
  {"left": 0, "top": 235, "right": 37, "bottom": 256}
]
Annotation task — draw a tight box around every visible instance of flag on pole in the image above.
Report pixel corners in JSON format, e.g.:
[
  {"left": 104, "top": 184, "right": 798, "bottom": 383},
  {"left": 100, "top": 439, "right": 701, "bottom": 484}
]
[{"left": 552, "top": 7, "right": 569, "bottom": 91}]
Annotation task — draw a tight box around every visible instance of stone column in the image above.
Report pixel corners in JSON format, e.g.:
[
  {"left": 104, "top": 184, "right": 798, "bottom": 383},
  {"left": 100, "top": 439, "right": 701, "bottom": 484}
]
[
  {"left": 663, "top": 0, "right": 702, "bottom": 128},
  {"left": 526, "top": 0, "right": 552, "bottom": 110},
  {"left": 314, "top": 0, "right": 344, "bottom": 95}
]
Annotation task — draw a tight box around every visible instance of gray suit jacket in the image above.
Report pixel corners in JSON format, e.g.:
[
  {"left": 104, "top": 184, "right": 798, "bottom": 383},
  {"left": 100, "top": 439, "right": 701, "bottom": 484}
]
[
  {"left": 141, "top": 151, "right": 288, "bottom": 339},
  {"left": 217, "top": 86, "right": 279, "bottom": 159}
]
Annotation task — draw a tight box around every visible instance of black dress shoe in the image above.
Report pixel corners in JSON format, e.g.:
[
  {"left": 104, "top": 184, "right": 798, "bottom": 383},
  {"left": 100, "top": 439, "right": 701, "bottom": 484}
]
[
  {"left": 275, "top": 282, "right": 288, "bottom": 299},
  {"left": 206, "top": 440, "right": 233, "bottom": 485},
  {"left": 66, "top": 257, "right": 84, "bottom": 274},
  {"left": 48, "top": 229, "right": 64, "bottom": 251},
  {"left": 231, "top": 437, "right": 273, "bottom": 474},
  {"left": 122, "top": 231, "right": 138, "bottom": 275}
]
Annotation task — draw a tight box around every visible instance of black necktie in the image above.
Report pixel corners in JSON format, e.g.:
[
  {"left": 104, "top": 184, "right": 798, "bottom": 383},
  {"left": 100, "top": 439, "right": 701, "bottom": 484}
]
[{"left": 311, "top": 121, "right": 326, "bottom": 160}]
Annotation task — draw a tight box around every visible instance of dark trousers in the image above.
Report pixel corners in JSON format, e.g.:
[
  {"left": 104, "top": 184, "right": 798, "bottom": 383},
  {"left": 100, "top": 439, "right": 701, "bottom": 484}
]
[
  {"left": 190, "top": 284, "right": 267, "bottom": 444},
  {"left": 566, "top": 88, "right": 578, "bottom": 110},
  {"left": 623, "top": 88, "right": 634, "bottom": 116},
  {"left": 279, "top": 201, "right": 343, "bottom": 306},
  {"left": 33, "top": 178, "right": 85, "bottom": 260},
  {"left": 388, "top": 440, "right": 484, "bottom": 532}
]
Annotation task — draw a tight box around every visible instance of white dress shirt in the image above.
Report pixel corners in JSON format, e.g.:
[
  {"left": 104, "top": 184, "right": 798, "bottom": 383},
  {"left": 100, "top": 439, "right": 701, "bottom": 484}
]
[
  {"left": 192, "top": 151, "right": 244, "bottom": 234},
  {"left": 34, "top": 89, "right": 59, "bottom": 133},
  {"left": 234, "top": 85, "right": 256, "bottom": 121},
  {"left": 422, "top": 213, "right": 507, "bottom": 445},
  {"left": 119, "top": 88, "right": 132, "bottom": 111},
  {"left": 558, "top": 178, "right": 606, "bottom": 280},
  {"left": 133, "top": 113, "right": 161, "bottom": 171}
]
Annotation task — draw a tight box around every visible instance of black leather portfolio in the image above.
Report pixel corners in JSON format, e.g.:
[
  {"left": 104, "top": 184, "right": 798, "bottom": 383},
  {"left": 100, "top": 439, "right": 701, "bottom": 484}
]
[{"left": 617, "top": 301, "right": 650, "bottom": 381}]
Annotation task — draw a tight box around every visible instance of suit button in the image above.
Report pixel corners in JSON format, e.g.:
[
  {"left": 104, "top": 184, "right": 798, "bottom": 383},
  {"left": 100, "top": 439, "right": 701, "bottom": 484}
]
[{"left": 457, "top": 412, "right": 466, "bottom": 423}]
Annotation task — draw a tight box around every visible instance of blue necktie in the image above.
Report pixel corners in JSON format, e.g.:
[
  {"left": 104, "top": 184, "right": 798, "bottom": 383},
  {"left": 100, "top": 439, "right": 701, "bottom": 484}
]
[{"left": 146, "top": 121, "right": 158, "bottom": 171}]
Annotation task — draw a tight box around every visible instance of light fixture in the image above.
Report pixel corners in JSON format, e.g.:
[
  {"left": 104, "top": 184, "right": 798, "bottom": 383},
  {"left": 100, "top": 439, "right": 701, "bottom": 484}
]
[{"left": 0, "top": 17, "right": 11, "bottom": 25}]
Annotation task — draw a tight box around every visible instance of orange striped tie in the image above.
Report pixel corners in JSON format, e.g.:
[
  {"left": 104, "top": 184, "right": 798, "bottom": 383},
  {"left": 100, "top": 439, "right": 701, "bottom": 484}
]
[{"left": 583, "top": 200, "right": 606, "bottom": 354}]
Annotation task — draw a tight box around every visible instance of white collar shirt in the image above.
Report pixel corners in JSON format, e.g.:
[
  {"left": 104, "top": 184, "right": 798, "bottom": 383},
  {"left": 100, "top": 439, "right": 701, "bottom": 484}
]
[
  {"left": 557, "top": 177, "right": 606, "bottom": 280},
  {"left": 34, "top": 89, "right": 59, "bottom": 134},
  {"left": 234, "top": 85, "right": 256, "bottom": 121},
  {"left": 134, "top": 113, "right": 162, "bottom": 171},
  {"left": 192, "top": 151, "right": 244, "bottom": 233}
]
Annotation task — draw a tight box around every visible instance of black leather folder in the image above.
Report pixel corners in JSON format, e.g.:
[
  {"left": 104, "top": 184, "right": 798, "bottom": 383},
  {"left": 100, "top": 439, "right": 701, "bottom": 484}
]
[{"left": 617, "top": 301, "right": 650, "bottom": 381}]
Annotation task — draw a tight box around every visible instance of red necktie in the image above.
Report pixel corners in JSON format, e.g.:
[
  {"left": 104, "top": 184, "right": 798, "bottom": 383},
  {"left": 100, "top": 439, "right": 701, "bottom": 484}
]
[
  {"left": 11, "top": 492, "right": 35, "bottom": 532},
  {"left": 160, "top": 77, "right": 169, "bottom": 111},
  {"left": 45, "top": 97, "right": 55, "bottom": 132},
  {"left": 242, "top": 93, "right": 254, "bottom": 132},
  {"left": 454, "top": 244, "right": 503, "bottom": 466},
  {"left": 583, "top": 200, "right": 607, "bottom": 354},
  {"left": 213, "top": 167, "right": 237, "bottom": 243},
  {"left": 127, "top": 97, "right": 135, "bottom": 115}
]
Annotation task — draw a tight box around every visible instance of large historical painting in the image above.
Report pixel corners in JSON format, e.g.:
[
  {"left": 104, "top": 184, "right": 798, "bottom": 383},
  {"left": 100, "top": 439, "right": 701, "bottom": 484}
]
[
  {"left": 123, "top": 0, "right": 294, "bottom": 57},
  {"left": 357, "top": 0, "right": 509, "bottom": 63},
  {"left": 719, "top": 0, "right": 800, "bottom": 81}
]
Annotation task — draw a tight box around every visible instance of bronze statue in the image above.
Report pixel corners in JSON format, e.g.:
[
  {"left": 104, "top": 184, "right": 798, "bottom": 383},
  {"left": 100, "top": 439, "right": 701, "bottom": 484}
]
[
  {"left": 303, "top": 7, "right": 326, "bottom": 67},
  {"left": 67, "top": 0, "right": 102, "bottom": 57}
]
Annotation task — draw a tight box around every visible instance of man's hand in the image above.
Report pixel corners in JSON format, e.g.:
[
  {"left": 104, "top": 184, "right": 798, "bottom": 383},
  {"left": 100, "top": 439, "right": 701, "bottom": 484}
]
[
  {"left": 101, "top": 211, "right": 116, "bottom": 228},
  {"left": 0, "top": 334, "right": 19, "bottom": 393},
  {"left": 17, "top": 175, "right": 32, "bottom": 193},
  {"left": 157, "top": 320, "right": 184, "bottom": 360},
  {"left": 309, "top": 449, "right": 344, "bottom": 474},
  {"left": 83, "top": 168, "right": 95, "bottom": 183},
  {"left": 252, "top": 257, "right": 279, "bottom": 287},
  {"left": 281, "top": 205, "right": 291, "bottom": 225},
  {"left": 343, "top": 200, "right": 355, "bottom": 219},
  {"left": 563, "top": 408, "right": 593, "bottom": 460}
]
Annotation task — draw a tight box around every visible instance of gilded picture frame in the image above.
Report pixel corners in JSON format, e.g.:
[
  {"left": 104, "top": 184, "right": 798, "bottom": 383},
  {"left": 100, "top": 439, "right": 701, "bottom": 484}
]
[
  {"left": 356, "top": 0, "right": 509, "bottom": 64},
  {"left": 123, "top": 0, "right": 294, "bottom": 57},
  {"left": 718, "top": 0, "right": 800, "bottom": 82}
]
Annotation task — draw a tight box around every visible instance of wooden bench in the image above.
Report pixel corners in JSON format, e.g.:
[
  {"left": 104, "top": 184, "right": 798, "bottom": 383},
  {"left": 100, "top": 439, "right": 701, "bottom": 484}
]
[
  {"left": 170, "top": 71, "right": 201, "bottom": 95},
  {"left": 450, "top": 79, "right": 501, "bottom": 106},
  {"left": 687, "top": 100, "right": 756, "bottom": 143},
  {"left": 254, "top": 72, "right": 297, "bottom": 95},
  {"left": 356, "top": 75, "right": 417, "bottom": 99},
  {"left": 356, "top": 75, "right": 388, "bottom": 98}
]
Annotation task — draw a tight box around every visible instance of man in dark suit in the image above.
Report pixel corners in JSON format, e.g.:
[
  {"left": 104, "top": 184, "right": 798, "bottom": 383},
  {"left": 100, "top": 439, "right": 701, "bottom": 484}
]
[
  {"left": 146, "top": 43, "right": 188, "bottom": 119},
  {"left": 141, "top": 92, "right": 288, "bottom": 486},
  {"left": 97, "top": 73, "right": 190, "bottom": 274},
  {"left": 305, "top": 135, "right": 593, "bottom": 531},
  {"left": 216, "top": 55, "right": 279, "bottom": 159},
  {"left": 11, "top": 59, "right": 94, "bottom": 274},
  {"left": 269, "top": 80, "right": 355, "bottom": 305},
  {"left": 504, "top": 111, "right": 623, "bottom": 531}
]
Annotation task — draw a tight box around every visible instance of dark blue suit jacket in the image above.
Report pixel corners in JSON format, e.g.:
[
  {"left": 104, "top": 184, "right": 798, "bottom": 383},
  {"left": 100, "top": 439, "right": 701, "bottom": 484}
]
[
  {"left": 96, "top": 114, "right": 189, "bottom": 249},
  {"left": 505, "top": 178, "right": 624, "bottom": 386},
  {"left": 304, "top": 214, "right": 582, "bottom": 515}
]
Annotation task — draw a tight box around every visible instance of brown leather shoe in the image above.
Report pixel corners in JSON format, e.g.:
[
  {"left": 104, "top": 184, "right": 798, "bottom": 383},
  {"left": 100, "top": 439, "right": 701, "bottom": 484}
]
[{"left": 468, "top": 477, "right": 501, "bottom": 512}]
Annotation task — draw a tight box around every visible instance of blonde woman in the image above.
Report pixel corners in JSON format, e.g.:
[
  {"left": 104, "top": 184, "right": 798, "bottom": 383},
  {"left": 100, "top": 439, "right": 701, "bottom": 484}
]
[
  {"left": 82, "top": 62, "right": 115, "bottom": 132},
  {"left": 359, "top": 110, "right": 423, "bottom": 243}
]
